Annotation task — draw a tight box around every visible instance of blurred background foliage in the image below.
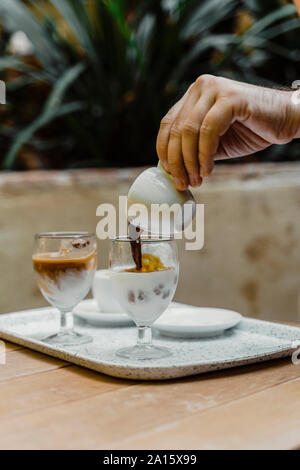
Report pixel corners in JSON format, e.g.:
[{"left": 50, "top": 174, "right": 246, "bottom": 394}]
[{"left": 0, "top": 0, "right": 299, "bottom": 170}]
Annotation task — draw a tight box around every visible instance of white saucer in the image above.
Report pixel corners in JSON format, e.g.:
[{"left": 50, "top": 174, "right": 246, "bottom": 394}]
[
  {"left": 154, "top": 307, "right": 242, "bottom": 338},
  {"left": 73, "top": 299, "right": 134, "bottom": 327}
]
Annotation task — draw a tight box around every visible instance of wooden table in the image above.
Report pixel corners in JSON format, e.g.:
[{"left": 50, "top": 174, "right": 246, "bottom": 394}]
[{"left": 1, "top": 332, "right": 300, "bottom": 450}]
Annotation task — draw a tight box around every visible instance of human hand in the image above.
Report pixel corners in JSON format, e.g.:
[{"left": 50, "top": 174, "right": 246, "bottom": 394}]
[{"left": 156, "top": 75, "right": 300, "bottom": 190}]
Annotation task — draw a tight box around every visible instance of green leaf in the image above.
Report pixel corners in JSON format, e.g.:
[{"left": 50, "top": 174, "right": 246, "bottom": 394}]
[
  {"left": 176, "top": 34, "right": 238, "bottom": 77},
  {"left": 104, "top": 0, "right": 131, "bottom": 41},
  {"left": 43, "top": 62, "right": 85, "bottom": 112},
  {"left": 6, "top": 76, "right": 36, "bottom": 92},
  {"left": 0, "top": 56, "right": 24, "bottom": 71},
  {"left": 3, "top": 102, "right": 85, "bottom": 169},
  {"left": 49, "top": 0, "right": 98, "bottom": 63},
  {"left": 243, "top": 36, "right": 300, "bottom": 61},
  {"left": 181, "top": 0, "right": 238, "bottom": 38},
  {"left": 244, "top": 4, "right": 297, "bottom": 38},
  {"left": 3, "top": 62, "right": 85, "bottom": 168},
  {"left": 259, "top": 18, "right": 300, "bottom": 40},
  {"left": 134, "top": 13, "right": 155, "bottom": 56}
]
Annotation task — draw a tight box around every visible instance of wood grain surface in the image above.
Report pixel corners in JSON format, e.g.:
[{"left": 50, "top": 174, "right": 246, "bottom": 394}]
[{"left": 0, "top": 328, "right": 299, "bottom": 450}]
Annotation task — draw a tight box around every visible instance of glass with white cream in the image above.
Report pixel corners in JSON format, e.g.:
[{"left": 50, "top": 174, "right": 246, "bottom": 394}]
[{"left": 109, "top": 236, "right": 179, "bottom": 360}]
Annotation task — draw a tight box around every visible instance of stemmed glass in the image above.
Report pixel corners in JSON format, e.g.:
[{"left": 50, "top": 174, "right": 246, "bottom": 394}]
[
  {"left": 109, "top": 236, "right": 179, "bottom": 360},
  {"left": 33, "top": 232, "right": 97, "bottom": 346}
]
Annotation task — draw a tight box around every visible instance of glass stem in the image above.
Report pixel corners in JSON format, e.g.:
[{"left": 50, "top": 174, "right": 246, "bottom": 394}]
[
  {"left": 59, "top": 311, "right": 73, "bottom": 333},
  {"left": 137, "top": 326, "right": 152, "bottom": 346}
]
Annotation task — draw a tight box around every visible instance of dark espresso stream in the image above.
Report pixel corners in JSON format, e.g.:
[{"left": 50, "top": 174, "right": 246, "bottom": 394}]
[
  {"left": 127, "top": 223, "right": 170, "bottom": 273},
  {"left": 128, "top": 223, "right": 142, "bottom": 270}
]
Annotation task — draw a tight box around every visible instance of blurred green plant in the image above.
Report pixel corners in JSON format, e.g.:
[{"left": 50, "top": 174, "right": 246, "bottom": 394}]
[{"left": 0, "top": 0, "right": 299, "bottom": 170}]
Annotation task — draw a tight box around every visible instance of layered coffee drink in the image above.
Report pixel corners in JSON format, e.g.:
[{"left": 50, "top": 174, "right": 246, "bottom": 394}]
[
  {"left": 109, "top": 227, "right": 178, "bottom": 359},
  {"left": 113, "top": 257, "right": 177, "bottom": 326},
  {"left": 33, "top": 239, "right": 97, "bottom": 311},
  {"left": 111, "top": 224, "right": 178, "bottom": 326}
]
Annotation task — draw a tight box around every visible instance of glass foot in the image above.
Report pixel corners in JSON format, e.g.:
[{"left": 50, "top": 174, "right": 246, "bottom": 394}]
[
  {"left": 43, "top": 330, "right": 92, "bottom": 347},
  {"left": 116, "top": 344, "right": 172, "bottom": 360}
]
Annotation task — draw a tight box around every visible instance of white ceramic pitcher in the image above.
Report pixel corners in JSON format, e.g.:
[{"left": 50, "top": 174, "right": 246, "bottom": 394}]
[{"left": 127, "top": 161, "right": 196, "bottom": 235}]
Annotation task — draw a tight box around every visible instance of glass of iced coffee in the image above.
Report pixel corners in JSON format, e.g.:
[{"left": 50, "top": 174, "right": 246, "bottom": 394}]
[
  {"left": 109, "top": 234, "right": 178, "bottom": 360},
  {"left": 33, "top": 232, "right": 97, "bottom": 346}
]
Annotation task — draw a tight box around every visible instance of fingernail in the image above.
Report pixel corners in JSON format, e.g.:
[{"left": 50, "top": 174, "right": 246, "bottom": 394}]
[
  {"left": 174, "top": 177, "right": 187, "bottom": 191},
  {"left": 190, "top": 174, "right": 201, "bottom": 187}
]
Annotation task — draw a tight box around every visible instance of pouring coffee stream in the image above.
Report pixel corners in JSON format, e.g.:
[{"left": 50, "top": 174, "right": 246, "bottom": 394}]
[{"left": 128, "top": 222, "right": 142, "bottom": 271}]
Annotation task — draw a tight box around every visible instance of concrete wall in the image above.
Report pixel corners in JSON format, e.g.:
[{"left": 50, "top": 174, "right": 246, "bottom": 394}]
[{"left": 1, "top": 163, "right": 299, "bottom": 322}]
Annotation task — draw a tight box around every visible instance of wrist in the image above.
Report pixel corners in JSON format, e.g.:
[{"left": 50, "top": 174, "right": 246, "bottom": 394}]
[
  {"left": 290, "top": 89, "right": 300, "bottom": 138},
  {"left": 283, "top": 90, "right": 300, "bottom": 140},
  {"left": 245, "top": 86, "right": 300, "bottom": 144}
]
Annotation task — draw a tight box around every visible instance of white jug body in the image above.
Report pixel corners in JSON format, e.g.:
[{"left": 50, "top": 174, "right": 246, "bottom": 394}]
[{"left": 127, "top": 162, "right": 195, "bottom": 235}]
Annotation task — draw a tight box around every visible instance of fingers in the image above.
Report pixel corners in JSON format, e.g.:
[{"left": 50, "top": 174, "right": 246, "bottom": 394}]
[
  {"left": 199, "top": 98, "right": 233, "bottom": 177},
  {"left": 180, "top": 121, "right": 201, "bottom": 187},
  {"left": 167, "top": 85, "right": 202, "bottom": 190},
  {"left": 167, "top": 124, "right": 189, "bottom": 190},
  {"left": 157, "top": 75, "right": 235, "bottom": 187},
  {"left": 182, "top": 93, "right": 214, "bottom": 186},
  {"left": 156, "top": 90, "right": 190, "bottom": 172}
]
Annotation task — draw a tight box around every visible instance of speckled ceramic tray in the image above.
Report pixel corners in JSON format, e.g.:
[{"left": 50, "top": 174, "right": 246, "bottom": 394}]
[{"left": 0, "top": 303, "right": 299, "bottom": 380}]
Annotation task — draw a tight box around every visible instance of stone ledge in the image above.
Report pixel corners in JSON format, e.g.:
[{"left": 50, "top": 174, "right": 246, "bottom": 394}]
[
  {"left": 0, "top": 167, "right": 147, "bottom": 189},
  {"left": 0, "top": 162, "right": 300, "bottom": 190}
]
